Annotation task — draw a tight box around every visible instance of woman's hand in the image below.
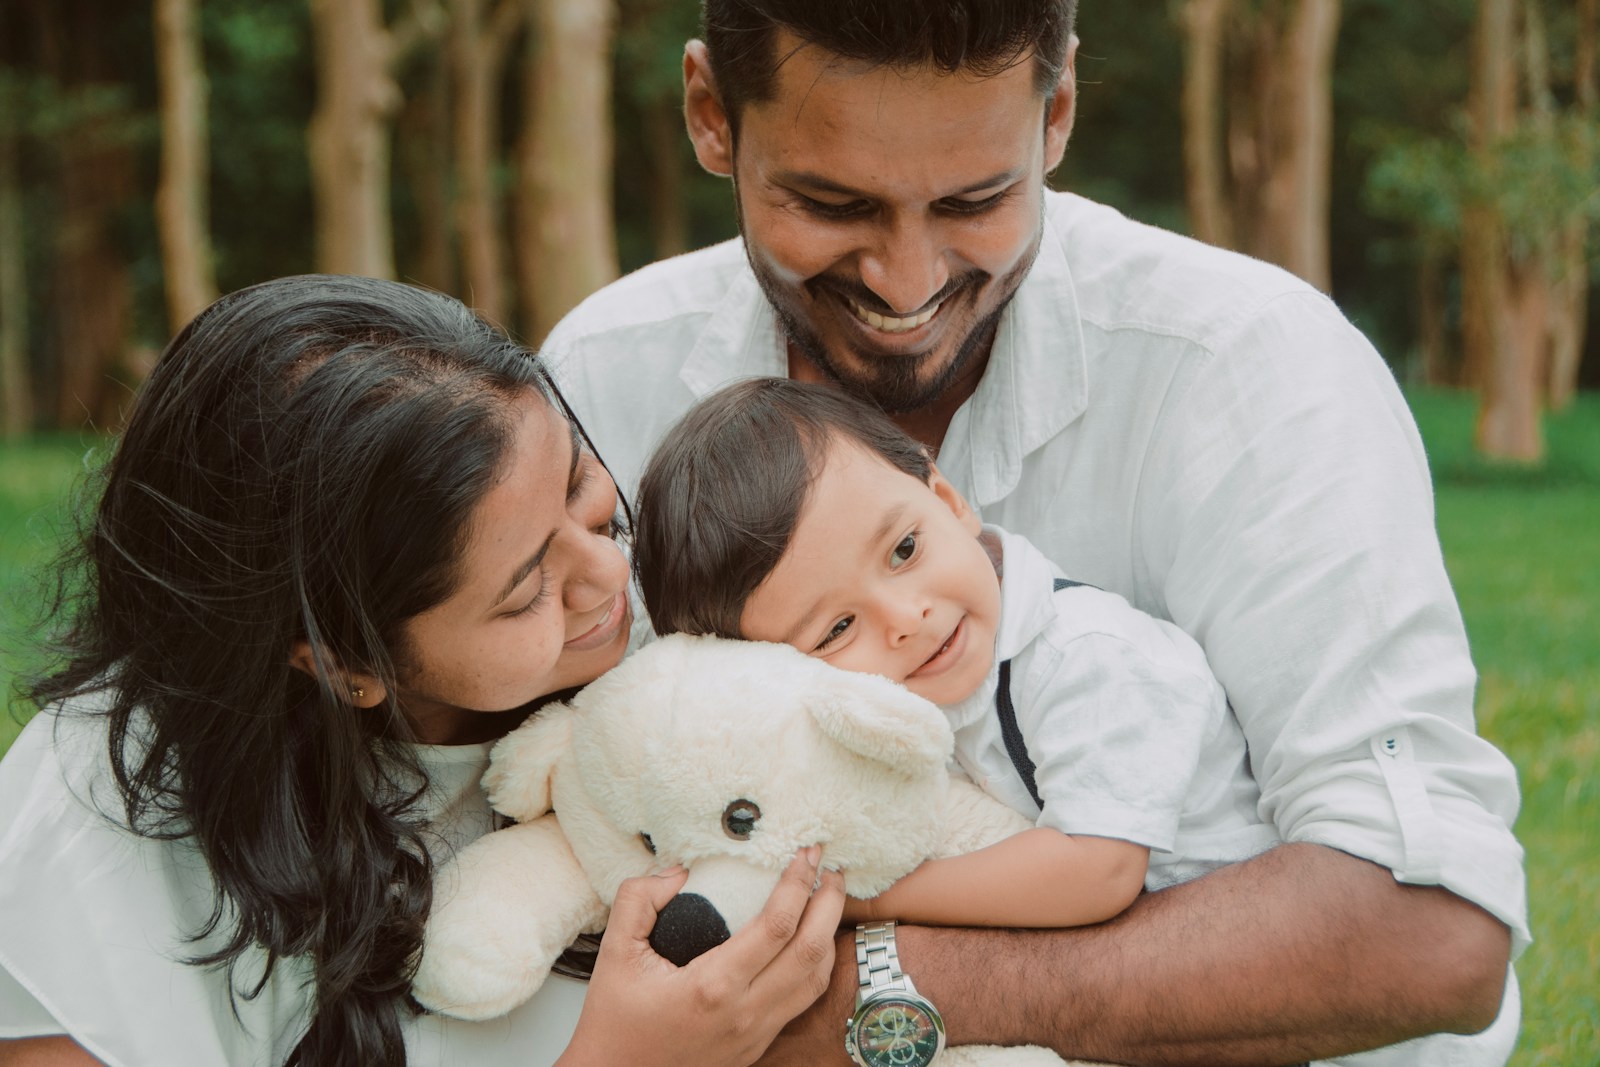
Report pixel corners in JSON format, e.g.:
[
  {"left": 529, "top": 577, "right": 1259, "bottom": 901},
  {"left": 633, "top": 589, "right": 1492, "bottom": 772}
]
[{"left": 558, "top": 847, "right": 846, "bottom": 1067}]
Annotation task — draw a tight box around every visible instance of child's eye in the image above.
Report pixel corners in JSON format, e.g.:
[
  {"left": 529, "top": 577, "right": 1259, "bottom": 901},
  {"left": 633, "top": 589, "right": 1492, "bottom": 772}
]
[
  {"left": 890, "top": 533, "right": 918, "bottom": 567},
  {"left": 814, "top": 616, "right": 854, "bottom": 651}
]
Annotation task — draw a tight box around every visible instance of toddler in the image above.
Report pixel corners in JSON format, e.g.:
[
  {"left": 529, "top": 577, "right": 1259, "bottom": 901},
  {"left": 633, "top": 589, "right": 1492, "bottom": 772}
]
[{"left": 633, "top": 378, "right": 1280, "bottom": 927}]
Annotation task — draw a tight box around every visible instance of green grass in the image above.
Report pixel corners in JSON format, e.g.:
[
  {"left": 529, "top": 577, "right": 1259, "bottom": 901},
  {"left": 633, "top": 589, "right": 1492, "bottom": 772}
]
[
  {"left": 0, "top": 394, "right": 1596, "bottom": 1062},
  {"left": 1414, "top": 392, "right": 1600, "bottom": 1067},
  {"left": 0, "top": 434, "right": 104, "bottom": 753}
]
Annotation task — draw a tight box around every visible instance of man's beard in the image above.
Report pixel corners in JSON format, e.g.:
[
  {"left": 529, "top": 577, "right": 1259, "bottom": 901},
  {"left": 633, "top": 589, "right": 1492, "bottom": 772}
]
[{"left": 738, "top": 196, "right": 1042, "bottom": 415}]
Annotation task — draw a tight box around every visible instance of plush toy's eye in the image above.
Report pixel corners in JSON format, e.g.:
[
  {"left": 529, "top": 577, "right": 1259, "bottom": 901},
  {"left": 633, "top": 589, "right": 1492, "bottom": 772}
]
[
  {"left": 639, "top": 832, "right": 656, "bottom": 855},
  {"left": 721, "top": 799, "right": 761, "bottom": 841}
]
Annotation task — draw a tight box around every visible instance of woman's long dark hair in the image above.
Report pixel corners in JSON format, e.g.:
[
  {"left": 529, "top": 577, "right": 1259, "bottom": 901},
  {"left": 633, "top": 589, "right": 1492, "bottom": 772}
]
[{"left": 27, "top": 274, "right": 557, "bottom": 1064}]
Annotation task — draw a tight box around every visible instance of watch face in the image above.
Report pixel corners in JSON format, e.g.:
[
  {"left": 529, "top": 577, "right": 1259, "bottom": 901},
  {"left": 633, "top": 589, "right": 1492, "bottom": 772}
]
[{"left": 847, "top": 994, "right": 945, "bottom": 1067}]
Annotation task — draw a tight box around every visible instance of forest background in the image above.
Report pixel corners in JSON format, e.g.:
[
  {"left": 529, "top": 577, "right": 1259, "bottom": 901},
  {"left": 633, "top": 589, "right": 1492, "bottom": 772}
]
[{"left": 0, "top": 0, "right": 1596, "bottom": 1063}]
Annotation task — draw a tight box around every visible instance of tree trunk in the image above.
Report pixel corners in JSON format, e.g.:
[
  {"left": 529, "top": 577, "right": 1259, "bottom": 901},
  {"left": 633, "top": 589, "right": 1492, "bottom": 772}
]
[
  {"left": 1548, "top": 0, "right": 1595, "bottom": 410},
  {"left": 1464, "top": 0, "right": 1544, "bottom": 461},
  {"left": 645, "top": 92, "right": 690, "bottom": 260},
  {"left": 516, "top": 0, "right": 619, "bottom": 343},
  {"left": 397, "top": 52, "right": 456, "bottom": 294},
  {"left": 307, "top": 0, "right": 403, "bottom": 278},
  {"left": 1180, "top": 0, "right": 1235, "bottom": 249},
  {"left": 33, "top": 0, "right": 137, "bottom": 431},
  {"left": 153, "top": 0, "right": 218, "bottom": 334},
  {"left": 1262, "top": 0, "right": 1338, "bottom": 291},
  {"left": 1220, "top": 0, "right": 1339, "bottom": 291},
  {"left": 54, "top": 120, "right": 135, "bottom": 430},
  {"left": 451, "top": 0, "right": 521, "bottom": 324},
  {"left": 0, "top": 113, "right": 28, "bottom": 439}
]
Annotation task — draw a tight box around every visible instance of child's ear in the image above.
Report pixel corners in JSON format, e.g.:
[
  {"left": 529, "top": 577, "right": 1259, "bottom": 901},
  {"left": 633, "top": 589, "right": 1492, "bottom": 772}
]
[
  {"left": 927, "top": 463, "right": 981, "bottom": 536},
  {"left": 288, "top": 639, "right": 388, "bottom": 708}
]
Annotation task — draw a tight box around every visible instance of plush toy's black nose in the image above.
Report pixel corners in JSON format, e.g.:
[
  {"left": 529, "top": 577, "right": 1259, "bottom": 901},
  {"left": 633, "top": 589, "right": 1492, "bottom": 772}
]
[{"left": 649, "top": 892, "right": 732, "bottom": 966}]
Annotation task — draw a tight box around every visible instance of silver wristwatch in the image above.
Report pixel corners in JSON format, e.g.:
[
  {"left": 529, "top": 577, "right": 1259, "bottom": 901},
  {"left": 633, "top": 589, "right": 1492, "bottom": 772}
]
[{"left": 843, "top": 921, "right": 946, "bottom": 1067}]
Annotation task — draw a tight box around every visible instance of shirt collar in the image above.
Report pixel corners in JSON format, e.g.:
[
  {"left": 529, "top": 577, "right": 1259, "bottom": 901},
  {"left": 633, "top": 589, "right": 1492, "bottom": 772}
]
[
  {"left": 953, "top": 196, "right": 1088, "bottom": 507},
  {"left": 989, "top": 525, "right": 1062, "bottom": 662},
  {"left": 942, "top": 526, "right": 1062, "bottom": 730},
  {"left": 680, "top": 268, "right": 787, "bottom": 396}
]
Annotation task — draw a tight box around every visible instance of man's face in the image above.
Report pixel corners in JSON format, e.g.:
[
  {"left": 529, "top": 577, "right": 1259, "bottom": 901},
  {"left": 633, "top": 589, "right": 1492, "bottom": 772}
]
[{"left": 686, "top": 33, "right": 1077, "bottom": 414}]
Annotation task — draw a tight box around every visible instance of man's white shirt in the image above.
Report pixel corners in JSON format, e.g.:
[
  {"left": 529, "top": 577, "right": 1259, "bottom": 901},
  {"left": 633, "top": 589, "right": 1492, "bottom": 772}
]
[{"left": 548, "top": 190, "right": 1528, "bottom": 1066}]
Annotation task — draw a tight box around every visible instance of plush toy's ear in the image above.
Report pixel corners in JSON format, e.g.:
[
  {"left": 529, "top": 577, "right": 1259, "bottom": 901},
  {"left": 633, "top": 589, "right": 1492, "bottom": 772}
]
[
  {"left": 806, "top": 669, "right": 953, "bottom": 777},
  {"left": 482, "top": 704, "right": 575, "bottom": 822}
]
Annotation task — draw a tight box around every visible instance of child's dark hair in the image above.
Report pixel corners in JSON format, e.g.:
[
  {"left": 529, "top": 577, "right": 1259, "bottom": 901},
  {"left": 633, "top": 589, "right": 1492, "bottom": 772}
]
[{"left": 634, "top": 377, "right": 929, "bottom": 638}]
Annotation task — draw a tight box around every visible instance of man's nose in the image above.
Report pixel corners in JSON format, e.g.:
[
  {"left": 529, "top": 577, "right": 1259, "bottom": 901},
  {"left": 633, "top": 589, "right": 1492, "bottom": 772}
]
[{"left": 857, "top": 217, "right": 949, "bottom": 316}]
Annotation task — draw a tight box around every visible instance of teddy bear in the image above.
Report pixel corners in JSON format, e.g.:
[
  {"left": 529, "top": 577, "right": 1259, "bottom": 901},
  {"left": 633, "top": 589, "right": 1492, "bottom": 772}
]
[{"left": 412, "top": 633, "right": 1096, "bottom": 1066}]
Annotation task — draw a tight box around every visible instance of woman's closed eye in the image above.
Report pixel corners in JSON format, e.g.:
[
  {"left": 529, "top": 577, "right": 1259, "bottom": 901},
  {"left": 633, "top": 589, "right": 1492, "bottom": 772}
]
[
  {"left": 814, "top": 615, "right": 854, "bottom": 651},
  {"left": 503, "top": 571, "right": 554, "bottom": 619}
]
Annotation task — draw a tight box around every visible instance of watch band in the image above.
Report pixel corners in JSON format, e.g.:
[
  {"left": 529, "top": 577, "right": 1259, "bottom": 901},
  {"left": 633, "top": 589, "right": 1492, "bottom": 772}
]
[{"left": 855, "top": 920, "right": 912, "bottom": 998}]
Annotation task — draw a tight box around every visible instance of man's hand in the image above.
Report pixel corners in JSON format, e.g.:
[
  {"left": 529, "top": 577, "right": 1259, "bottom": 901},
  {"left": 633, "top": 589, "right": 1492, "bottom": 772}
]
[
  {"left": 758, "top": 843, "right": 1512, "bottom": 1066},
  {"left": 756, "top": 923, "right": 858, "bottom": 1067}
]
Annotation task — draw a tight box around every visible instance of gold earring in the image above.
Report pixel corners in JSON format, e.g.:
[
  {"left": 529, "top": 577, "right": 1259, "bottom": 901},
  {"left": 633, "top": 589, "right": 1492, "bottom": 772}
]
[{"left": 351, "top": 686, "right": 366, "bottom": 701}]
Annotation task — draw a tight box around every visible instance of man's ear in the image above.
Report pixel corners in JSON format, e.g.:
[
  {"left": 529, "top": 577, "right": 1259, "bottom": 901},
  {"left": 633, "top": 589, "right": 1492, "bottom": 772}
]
[
  {"left": 928, "top": 462, "right": 981, "bottom": 537},
  {"left": 288, "top": 638, "right": 387, "bottom": 708},
  {"left": 1044, "top": 35, "right": 1079, "bottom": 174},
  {"left": 684, "top": 39, "right": 734, "bottom": 177}
]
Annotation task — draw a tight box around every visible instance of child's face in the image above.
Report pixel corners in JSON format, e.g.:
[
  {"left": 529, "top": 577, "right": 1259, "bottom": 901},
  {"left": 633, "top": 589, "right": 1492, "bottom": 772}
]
[{"left": 739, "top": 439, "right": 1001, "bottom": 706}]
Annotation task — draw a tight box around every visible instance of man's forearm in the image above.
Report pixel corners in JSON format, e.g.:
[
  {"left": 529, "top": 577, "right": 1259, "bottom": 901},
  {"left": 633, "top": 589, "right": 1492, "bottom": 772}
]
[{"left": 761, "top": 843, "right": 1512, "bottom": 1066}]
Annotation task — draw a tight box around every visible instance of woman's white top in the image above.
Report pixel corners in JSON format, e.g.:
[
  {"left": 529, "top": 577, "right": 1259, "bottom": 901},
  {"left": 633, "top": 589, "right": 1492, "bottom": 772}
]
[{"left": 0, "top": 704, "right": 586, "bottom": 1066}]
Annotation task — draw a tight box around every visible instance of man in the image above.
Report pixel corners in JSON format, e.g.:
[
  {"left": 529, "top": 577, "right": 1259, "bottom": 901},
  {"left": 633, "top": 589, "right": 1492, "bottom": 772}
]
[{"left": 545, "top": 2, "right": 1527, "bottom": 1064}]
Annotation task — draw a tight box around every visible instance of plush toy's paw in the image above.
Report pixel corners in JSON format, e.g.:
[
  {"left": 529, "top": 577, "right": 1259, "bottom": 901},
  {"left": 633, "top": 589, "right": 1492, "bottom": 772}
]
[{"left": 413, "top": 818, "right": 607, "bottom": 1020}]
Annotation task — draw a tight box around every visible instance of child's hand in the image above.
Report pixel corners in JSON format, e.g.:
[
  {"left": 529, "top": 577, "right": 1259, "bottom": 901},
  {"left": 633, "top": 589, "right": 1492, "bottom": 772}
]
[{"left": 840, "top": 894, "right": 880, "bottom": 924}]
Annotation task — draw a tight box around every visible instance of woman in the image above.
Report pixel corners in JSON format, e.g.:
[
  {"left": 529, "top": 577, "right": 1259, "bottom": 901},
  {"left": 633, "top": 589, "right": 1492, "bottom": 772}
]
[{"left": 0, "top": 275, "right": 843, "bottom": 1066}]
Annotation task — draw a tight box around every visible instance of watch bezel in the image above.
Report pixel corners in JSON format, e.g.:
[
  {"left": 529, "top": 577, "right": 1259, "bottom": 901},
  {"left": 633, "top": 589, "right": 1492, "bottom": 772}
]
[{"left": 844, "top": 987, "right": 947, "bottom": 1067}]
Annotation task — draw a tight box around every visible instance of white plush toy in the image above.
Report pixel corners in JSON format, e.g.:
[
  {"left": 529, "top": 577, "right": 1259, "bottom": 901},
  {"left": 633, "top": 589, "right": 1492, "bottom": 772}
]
[{"left": 413, "top": 633, "right": 1094, "bottom": 1066}]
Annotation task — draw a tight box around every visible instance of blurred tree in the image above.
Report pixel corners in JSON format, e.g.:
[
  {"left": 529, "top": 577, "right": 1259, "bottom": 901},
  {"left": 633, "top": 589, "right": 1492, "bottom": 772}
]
[
  {"left": 204, "top": 0, "right": 315, "bottom": 292},
  {"left": 154, "top": 0, "right": 218, "bottom": 334},
  {"left": 449, "top": 0, "right": 523, "bottom": 325},
  {"left": 1547, "top": 0, "right": 1596, "bottom": 410},
  {"left": 516, "top": 0, "right": 619, "bottom": 343},
  {"left": 0, "top": 70, "right": 31, "bottom": 439},
  {"left": 307, "top": 0, "right": 443, "bottom": 278},
  {"left": 1177, "top": 0, "right": 1341, "bottom": 290},
  {"left": 397, "top": 46, "right": 456, "bottom": 294},
  {"left": 1457, "top": 0, "right": 1598, "bottom": 460},
  {"left": 29, "top": 0, "right": 148, "bottom": 431}
]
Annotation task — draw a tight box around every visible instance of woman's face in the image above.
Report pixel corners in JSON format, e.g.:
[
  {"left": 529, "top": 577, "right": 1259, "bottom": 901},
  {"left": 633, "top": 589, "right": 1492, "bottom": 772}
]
[{"left": 395, "top": 393, "right": 632, "bottom": 744}]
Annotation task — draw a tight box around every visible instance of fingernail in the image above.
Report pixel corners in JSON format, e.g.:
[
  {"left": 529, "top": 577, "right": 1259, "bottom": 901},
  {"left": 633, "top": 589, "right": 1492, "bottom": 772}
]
[
  {"left": 803, "top": 845, "right": 821, "bottom": 867},
  {"left": 656, "top": 864, "right": 686, "bottom": 877}
]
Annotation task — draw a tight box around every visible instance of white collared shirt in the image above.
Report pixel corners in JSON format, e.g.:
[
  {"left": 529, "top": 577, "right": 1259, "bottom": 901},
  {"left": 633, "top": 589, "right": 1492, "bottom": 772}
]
[
  {"left": 0, "top": 705, "right": 585, "bottom": 1064},
  {"left": 548, "top": 190, "right": 1528, "bottom": 1065},
  {"left": 943, "top": 526, "right": 1282, "bottom": 889}
]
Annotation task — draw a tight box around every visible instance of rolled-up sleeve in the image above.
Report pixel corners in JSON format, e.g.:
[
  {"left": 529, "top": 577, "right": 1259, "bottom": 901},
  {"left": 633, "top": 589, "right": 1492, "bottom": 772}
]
[{"left": 1141, "top": 290, "right": 1529, "bottom": 954}]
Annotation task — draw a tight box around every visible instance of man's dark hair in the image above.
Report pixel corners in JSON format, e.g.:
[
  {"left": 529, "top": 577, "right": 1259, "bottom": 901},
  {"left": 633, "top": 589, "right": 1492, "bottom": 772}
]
[
  {"left": 635, "top": 377, "right": 932, "bottom": 639},
  {"left": 701, "top": 0, "right": 1077, "bottom": 128}
]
